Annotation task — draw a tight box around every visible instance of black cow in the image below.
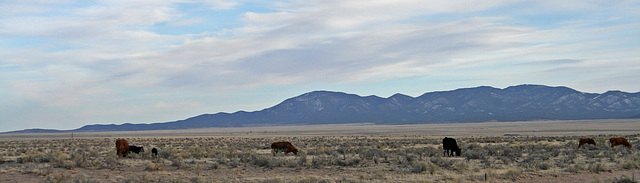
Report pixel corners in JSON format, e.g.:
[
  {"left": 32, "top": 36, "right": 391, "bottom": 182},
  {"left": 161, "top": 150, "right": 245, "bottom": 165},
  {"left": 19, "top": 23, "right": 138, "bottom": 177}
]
[
  {"left": 152, "top": 148, "right": 158, "bottom": 157},
  {"left": 443, "top": 137, "right": 461, "bottom": 156},
  {"left": 129, "top": 145, "right": 144, "bottom": 154}
]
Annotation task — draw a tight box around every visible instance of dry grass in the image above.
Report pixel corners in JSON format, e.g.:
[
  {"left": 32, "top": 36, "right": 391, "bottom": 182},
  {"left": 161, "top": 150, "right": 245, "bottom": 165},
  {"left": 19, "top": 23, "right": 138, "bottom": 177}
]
[
  {"left": 0, "top": 119, "right": 639, "bottom": 182},
  {"left": 0, "top": 134, "right": 639, "bottom": 182}
]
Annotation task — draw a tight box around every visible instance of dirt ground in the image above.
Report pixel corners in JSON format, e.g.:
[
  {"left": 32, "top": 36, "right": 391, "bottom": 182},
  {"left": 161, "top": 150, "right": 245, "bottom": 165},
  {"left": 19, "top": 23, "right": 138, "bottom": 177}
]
[
  {"left": 2, "top": 161, "right": 637, "bottom": 183},
  {"left": 519, "top": 169, "right": 639, "bottom": 183}
]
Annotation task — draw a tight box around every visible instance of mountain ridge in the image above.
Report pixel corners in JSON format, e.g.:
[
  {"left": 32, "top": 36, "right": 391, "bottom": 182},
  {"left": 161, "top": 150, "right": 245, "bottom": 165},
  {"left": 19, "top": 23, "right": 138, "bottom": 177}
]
[{"left": 3, "top": 84, "right": 640, "bottom": 133}]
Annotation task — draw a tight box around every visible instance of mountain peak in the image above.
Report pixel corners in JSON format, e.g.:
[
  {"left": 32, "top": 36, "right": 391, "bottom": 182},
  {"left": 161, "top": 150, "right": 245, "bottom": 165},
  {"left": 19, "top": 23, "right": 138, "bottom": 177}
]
[
  {"left": 5, "top": 84, "right": 639, "bottom": 133},
  {"left": 390, "top": 93, "right": 413, "bottom": 99}
]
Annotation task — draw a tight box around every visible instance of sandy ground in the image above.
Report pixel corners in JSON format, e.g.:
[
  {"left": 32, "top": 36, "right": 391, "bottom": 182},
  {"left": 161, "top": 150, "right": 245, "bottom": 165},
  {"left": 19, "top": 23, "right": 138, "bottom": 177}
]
[
  {"left": 1, "top": 161, "right": 638, "bottom": 183},
  {"left": 2, "top": 119, "right": 640, "bottom": 140}
]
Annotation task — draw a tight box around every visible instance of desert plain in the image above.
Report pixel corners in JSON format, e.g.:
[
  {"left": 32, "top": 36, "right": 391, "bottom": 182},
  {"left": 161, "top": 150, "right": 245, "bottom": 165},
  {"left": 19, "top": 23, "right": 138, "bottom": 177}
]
[{"left": 1, "top": 119, "right": 639, "bottom": 182}]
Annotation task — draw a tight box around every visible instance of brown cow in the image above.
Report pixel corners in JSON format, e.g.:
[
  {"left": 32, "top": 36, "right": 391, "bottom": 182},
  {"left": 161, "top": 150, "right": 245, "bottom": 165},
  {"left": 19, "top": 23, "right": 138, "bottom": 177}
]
[
  {"left": 271, "top": 141, "right": 298, "bottom": 156},
  {"left": 115, "top": 139, "right": 129, "bottom": 158},
  {"left": 610, "top": 137, "right": 632, "bottom": 149},
  {"left": 578, "top": 138, "right": 597, "bottom": 149}
]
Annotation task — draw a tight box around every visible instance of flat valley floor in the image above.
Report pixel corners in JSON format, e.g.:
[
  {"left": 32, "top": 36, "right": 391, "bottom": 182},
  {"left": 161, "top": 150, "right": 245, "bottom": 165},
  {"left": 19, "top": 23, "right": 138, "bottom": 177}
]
[{"left": 1, "top": 119, "right": 639, "bottom": 182}]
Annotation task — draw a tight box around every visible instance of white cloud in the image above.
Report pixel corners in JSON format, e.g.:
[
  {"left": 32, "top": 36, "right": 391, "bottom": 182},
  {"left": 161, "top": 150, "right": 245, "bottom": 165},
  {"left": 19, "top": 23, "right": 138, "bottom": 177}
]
[{"left": 1, "top": 0, "right": 639, "bottom": 131}]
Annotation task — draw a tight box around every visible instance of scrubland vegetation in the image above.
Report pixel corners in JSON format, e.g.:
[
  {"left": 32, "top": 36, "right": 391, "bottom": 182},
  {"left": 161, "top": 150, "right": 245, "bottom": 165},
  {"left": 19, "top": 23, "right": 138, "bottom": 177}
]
[{"left": 1, "top": 133, "right": 639, "bottom": 182}]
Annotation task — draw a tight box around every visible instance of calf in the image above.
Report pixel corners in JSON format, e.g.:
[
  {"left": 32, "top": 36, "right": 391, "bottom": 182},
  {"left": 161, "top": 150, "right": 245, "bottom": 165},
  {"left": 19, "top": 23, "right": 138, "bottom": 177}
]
[
  {"left": 152, "top": 148, "right": 158, "bottom": 157},
  {"left": 129, "top": 145, "right": 144, "bottom": 154}
]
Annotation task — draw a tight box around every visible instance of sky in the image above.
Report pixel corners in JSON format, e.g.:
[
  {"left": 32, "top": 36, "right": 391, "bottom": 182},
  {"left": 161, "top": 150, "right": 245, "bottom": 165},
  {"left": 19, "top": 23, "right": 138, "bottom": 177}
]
[{"left": 1, "top": 0, "right": 639, "bottom": 132}]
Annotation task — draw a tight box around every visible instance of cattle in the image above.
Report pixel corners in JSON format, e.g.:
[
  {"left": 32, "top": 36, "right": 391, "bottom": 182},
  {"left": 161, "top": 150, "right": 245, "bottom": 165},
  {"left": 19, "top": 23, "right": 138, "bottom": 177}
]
[
  {"left": 152, "top": 148, "right": 158, "bottom": 157},
  {"left": 115, "top": 139, "right": 129, "bottom": 158},
  {"left": 442, "top": 137, "right": 461, "bottom": 156},
  {"left": 610, "top": 137, "right": 632, "bottom": 149},
  {"left": 129, "top": 145, "right": 144, "bottom": 154},
  {"left": 578, "top": 138, "right": 597, "bottom": 149},
  {"left": 271, "top": 141, "right": 298, "bottom": 156}
]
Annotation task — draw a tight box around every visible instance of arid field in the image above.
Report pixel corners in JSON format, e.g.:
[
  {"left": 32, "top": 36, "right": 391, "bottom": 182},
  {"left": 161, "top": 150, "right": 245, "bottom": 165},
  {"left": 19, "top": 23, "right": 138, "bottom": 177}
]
[{"left": 1, "top": 119, "right": 639, "bottom": 182}]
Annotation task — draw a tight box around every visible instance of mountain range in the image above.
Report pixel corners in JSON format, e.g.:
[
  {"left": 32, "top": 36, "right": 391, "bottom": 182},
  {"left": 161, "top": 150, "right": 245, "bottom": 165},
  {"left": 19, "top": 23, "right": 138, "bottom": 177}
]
[{"left": 4, "top": 84, "right": 640, "bottom": 133}]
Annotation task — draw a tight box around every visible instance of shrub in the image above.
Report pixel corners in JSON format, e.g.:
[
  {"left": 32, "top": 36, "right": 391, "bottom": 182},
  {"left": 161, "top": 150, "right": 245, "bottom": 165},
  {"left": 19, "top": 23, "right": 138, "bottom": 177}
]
[
  {"left": 171, "top": 157, "right": 184, "bottom": 168},
  {"left": 621, "top": 159, "right": 639, "bottom": 169},
  {"left": 537, "top": 162, "right": 552, "bottom": 170},
  {"left": 260, "top": 178, "right": 285, "bottom": 183},
  {"left": 336, "top": 156, "right": 361, "bottom": 167},
  {"left": 71, "top": 151, "right": 88, "bottom": 168},
  {"left": 463, "top": 148, "right": 484, "bottom": 160},
  {"left": 410, "top": 162, "right": 427, "bottom": 173},
  {"left": 145, "top": 162, "right": 162, "bottom": 171},
  {"left": 296, "top": 176, "right": 336, "bottom": 183},
  {"left": 190, "top": 176, "right": 207, "bottom": 183},
  {"left": 503, "top": 168, "right": 522, "bottom": 181},
  {"left": 19, "top": 151, "right": 47, "bottom": 163},
  {"left": 45, "top": 173, "right": 66, "bottom": 183},
  {"left": 452, "top": 161, "right": 468, "bottom": 173},
  {"left": 610, "top": 174, "right": 638, "bottom": 183},
  {"left": 564, "top": 162, "right": 586, "bottom": 173},
  {"left": 102, "top": 156, "right": 118, "bottom": 170},
  {"left": 252, "top": 155, "right": 271, "bottom": 167},
  {"left": 588, "top": 162, "right": 610, "bottom": 173}
]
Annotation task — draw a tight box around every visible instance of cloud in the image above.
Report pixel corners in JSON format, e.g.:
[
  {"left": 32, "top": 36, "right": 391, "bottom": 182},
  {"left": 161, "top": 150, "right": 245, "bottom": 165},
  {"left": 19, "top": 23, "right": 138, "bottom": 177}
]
[
  {"left": 5, "top": 0, "right": 639, "bottom": 102},
  {"left": 1, "top": 0, "right": 639, "bottom": 131}
]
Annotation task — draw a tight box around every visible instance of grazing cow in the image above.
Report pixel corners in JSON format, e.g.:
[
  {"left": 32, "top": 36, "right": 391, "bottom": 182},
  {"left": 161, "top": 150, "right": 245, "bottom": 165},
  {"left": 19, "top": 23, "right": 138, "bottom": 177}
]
[
  {"left": 129, "top": 145, "right": 144, "bottom": 154},
  {"left": 115, "top": 139, "right": 129, "bottom": 158},
  {"left": 271, "top": 141, "right": 298, "bottom": 156},
  {"left": 152, "top": 148, "right": 158, "bottom": 157},
  {"left": 578, "top": 138, "right": 597, "bottom": 149},
  {"left": 610, "top": 137, "right": 632, "bottom": 149},
  {"left": 443, "top": 137, "right": 461, "bottom": 156}
]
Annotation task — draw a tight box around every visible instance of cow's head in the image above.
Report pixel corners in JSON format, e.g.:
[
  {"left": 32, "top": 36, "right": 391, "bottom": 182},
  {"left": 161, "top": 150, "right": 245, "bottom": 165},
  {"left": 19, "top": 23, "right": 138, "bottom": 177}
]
[
  {"left": 288, "top": 147, "right": 299, "bottom": 155},
  {"left": 140, "top": 147, "right": 145, "bottom": 152},
  {"left": 454, "top": 148, "right": 461, "bottom": 156}
]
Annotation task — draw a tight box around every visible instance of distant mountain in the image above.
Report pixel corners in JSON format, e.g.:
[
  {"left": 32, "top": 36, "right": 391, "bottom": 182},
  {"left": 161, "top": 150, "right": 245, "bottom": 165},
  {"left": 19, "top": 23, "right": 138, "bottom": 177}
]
[
  {"left": 5, "top": 84, "right": 640, "bottom": 133},
  {"left": 1, "top": 128, "right": 65, "bottom": 134}
]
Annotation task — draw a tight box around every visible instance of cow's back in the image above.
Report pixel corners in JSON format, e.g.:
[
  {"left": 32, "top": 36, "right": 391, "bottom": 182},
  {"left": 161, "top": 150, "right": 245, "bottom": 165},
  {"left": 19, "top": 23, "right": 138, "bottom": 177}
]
[
  {"left": 271, "top": 141, "right": 298, "bottom": 155},
  {"left": 610, "top": 137, "right": 632, "bottom": 148},
  {"left": 443, "top": 137, "right": 459, "bottom": 149},
  {"left": 271, "top": 141, "right": 290, "bottom": 149}
]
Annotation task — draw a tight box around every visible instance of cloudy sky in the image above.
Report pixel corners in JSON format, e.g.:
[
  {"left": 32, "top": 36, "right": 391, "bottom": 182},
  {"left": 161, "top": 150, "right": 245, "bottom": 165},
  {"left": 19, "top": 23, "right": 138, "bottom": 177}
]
[{"left": 1, "top": 0, "right": 639, "bottom": 132}]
